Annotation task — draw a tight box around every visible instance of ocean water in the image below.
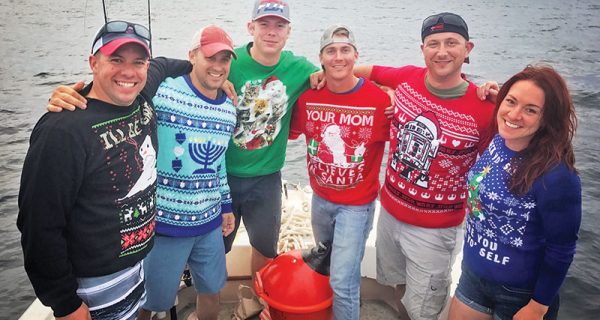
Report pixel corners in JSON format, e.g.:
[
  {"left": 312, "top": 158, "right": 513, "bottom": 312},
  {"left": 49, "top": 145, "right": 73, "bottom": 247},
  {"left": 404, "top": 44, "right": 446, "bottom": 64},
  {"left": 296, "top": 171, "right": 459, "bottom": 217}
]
[{"left": 1, "top": 0, "right": 599, "bottom": 318}]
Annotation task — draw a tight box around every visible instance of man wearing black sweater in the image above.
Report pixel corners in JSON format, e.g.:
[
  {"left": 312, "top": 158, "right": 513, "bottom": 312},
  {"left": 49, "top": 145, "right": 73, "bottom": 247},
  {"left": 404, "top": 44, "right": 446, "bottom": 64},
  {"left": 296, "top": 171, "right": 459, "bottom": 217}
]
[{"left": 17, "top": 21, "right": 188, "bottom": 320}]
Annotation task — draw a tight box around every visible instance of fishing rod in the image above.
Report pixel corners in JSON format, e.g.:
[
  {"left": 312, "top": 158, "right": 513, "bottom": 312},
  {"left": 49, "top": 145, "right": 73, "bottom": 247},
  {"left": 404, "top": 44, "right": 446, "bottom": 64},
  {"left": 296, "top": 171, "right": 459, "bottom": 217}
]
[
  {"left": 102, "top": 0, "right": 108, "bottom": 24},
  {"left": 100, "top": 0, "right": 154, "bottom": 56},
  {"left": 147, "top": 0, "right": 152, "bottom": 55}
]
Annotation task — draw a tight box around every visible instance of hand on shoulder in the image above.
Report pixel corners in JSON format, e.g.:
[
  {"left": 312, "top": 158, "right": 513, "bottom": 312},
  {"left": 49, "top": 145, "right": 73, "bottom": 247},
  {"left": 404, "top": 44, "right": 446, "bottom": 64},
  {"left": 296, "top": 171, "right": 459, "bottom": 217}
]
[
  {"left": 47, "top": 81, "right": 87, "bottom": 112},
  {"left": 477, "top": 81, "right": 499, "bottom": 103}
]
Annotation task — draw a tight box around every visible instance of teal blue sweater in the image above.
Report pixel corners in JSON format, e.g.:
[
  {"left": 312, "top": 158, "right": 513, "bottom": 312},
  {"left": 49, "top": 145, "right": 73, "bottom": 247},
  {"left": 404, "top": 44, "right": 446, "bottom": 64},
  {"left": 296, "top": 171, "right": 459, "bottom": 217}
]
[{"left": 153, "top": 74, "right": 236, "bottom": 237}]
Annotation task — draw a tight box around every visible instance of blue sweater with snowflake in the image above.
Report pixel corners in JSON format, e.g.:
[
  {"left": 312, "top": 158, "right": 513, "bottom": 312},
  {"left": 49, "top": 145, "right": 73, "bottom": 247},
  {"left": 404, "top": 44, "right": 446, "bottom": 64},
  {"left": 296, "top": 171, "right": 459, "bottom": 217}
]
[
  {"left": 463, "top": 134, "right": 581, "bottom": 305},
  {"left": 152, "top": 74, "right": 236, "bottom": 237}
]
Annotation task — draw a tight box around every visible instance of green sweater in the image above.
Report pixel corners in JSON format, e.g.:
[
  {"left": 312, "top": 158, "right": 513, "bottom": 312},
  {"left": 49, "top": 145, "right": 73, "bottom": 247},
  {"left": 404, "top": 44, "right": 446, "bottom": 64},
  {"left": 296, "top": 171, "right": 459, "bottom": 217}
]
[{"left": 226, "top": 43, "right": 318, "bottom": 177}]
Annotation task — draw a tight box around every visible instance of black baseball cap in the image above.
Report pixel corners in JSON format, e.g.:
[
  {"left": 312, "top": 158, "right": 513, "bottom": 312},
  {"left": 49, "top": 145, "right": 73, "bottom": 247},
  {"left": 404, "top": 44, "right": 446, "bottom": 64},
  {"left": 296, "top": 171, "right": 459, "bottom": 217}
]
[{"left": 421, "top": 12, "right": 469, "bottom": 42}]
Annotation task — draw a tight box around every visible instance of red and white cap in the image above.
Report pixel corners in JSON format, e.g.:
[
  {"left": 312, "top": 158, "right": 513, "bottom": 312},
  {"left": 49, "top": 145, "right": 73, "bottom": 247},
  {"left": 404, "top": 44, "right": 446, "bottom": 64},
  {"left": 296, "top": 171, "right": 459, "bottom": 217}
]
[
  {"left": 190, "top": 25, "right": 236, "bottom": 59},
  {"left": 91, "top": 23, "right": 151, "bottom": 57}
]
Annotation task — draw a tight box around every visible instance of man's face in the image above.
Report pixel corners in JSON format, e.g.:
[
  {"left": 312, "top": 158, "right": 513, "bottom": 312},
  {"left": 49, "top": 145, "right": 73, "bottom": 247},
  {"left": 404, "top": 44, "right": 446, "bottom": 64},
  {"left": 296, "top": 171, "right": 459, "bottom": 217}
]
[
  {"left": 188, "top": 49, "right": 233, "bottom": 98},
  {"left": 89, "top": 43, "right": 149, "bottom": 106},
  {"left": 319, "top": 42, "right": 358, "bottom": 82},
  {"left": 247, "top": 16, "right": 291, "bottom": 56},
  {"left": 420, "top": 32, "right": 473, "bottom": 84}
]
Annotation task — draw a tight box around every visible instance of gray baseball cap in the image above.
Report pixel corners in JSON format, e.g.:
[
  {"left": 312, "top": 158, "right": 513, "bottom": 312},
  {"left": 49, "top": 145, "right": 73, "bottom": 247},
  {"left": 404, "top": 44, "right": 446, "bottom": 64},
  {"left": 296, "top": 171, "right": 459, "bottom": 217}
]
[{"left": 319, "top": 24, "right": 357, "bottom": 52}]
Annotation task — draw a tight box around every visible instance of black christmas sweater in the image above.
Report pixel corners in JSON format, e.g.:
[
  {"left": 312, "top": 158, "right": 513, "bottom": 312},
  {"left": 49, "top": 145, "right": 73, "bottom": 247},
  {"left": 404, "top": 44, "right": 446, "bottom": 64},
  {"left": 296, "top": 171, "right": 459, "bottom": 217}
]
[{"left": 17, "top": 57, "right": 191, "bottom": 317}]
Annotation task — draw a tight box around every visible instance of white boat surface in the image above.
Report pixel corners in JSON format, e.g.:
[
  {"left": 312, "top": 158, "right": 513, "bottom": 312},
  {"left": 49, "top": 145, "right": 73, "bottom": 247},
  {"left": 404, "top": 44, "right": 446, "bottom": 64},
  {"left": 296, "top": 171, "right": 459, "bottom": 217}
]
[{"left": 19, "top": 182, "right": 462, "bottom": 319}]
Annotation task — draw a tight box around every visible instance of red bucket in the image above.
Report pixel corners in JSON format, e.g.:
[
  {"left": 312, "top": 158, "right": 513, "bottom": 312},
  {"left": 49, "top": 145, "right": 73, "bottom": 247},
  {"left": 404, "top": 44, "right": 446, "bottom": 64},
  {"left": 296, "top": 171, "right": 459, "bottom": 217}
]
[{"left": 254, "top": 249, "right": 333, "bottom": 320}]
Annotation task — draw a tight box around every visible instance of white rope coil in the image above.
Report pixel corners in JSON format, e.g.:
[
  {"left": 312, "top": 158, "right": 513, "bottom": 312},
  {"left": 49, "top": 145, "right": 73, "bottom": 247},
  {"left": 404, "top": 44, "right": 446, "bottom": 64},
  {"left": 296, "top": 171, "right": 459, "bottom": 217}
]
[{"left": 277, "top": 182, "right": 315, "bottom": 253}]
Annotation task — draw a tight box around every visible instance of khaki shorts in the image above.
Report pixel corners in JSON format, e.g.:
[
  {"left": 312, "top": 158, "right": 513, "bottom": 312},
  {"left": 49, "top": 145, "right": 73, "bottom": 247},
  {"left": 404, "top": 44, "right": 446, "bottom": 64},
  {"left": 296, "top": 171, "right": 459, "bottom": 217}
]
[{"left": 375, "top": 207, "right": 463, "bottom": 320}]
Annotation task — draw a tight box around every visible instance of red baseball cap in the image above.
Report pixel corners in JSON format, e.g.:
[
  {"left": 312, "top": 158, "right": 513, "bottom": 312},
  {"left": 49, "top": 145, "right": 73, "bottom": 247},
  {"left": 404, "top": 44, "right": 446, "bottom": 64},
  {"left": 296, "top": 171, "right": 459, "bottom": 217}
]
[
  {"left": 98, "top": 37, "right": 150, "bottom": 57},
  {"left": 190, "top": 25, "right": 236, "bottom": 59}
]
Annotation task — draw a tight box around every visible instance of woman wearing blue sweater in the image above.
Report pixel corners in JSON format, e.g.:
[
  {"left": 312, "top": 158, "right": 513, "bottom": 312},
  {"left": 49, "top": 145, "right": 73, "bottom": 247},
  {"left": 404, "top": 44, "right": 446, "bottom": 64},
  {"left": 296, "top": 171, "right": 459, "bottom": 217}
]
[{"left": 448, "top": 65, "right": 581, "bottom": 320}]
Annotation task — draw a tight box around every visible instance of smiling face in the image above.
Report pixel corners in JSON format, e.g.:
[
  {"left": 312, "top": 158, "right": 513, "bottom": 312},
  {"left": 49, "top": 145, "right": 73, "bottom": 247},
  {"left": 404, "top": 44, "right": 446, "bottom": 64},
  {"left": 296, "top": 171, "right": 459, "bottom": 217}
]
[
  {"left": 420, "top": 32, "right": 473, "bottom": 88},
  {"left": 188, "top": 49, "right": 233, "bottom": 100},
  {"left": 248, "top": 16, "right": 290, "bottom": 58},
  {"left": 320, "top": 42, "right": 358, "bottom": 83},
  {"left": 88, "top": 43, "right": 149, "bottom": 106},
  {"left": 497, "top": 80, "right": 545, "bottom": 151}
]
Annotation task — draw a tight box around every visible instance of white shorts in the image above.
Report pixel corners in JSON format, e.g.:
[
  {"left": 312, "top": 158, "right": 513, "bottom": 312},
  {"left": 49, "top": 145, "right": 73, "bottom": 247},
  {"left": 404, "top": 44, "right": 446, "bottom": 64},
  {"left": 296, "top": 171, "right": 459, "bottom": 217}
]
[{"left": 375, "top": 208, "right": 463, "bottom": 320}]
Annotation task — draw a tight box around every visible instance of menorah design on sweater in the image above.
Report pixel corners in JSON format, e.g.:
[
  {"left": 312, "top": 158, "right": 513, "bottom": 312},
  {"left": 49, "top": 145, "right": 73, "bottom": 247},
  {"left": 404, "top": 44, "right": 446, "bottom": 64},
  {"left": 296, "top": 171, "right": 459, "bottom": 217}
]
[{"left": 189, "top": 139, "right": 227, "bottom": 174}]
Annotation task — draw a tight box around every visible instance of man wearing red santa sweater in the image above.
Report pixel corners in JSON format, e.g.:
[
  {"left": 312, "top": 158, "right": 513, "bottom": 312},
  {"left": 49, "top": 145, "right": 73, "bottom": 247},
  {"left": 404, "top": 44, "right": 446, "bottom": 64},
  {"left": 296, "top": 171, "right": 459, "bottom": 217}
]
[{"left": 289, "top": 24, "right": 390, "bottom": 320}]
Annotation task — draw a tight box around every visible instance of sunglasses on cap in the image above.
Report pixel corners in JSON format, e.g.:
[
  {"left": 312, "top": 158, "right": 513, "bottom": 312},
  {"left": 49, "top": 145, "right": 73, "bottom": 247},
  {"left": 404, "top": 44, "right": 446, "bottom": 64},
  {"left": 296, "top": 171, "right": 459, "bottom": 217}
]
[
  {"left": 93, "top": 20, "right": 151, "bottom": 45},
  {"left": 422, "top": 13, "right": 468, "bottom": 34},
  {"left": 422, "top": 13, "right": 467, "bottom": 29}
]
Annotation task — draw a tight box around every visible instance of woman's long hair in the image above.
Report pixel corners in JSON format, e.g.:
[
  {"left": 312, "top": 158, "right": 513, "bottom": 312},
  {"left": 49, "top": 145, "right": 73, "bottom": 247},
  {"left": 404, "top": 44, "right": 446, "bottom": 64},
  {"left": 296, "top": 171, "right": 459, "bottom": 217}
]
[{"left": 493, "top": 65, "right": 577, "bottom": 195}]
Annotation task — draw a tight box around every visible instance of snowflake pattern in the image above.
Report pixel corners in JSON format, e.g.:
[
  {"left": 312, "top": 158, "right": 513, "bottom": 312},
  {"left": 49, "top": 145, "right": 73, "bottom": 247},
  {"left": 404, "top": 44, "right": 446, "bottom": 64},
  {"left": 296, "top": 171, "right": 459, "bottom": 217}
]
[
  {"left": 484, "top": 228, "right": 496, "bottom": 238},
  {"left": 339, "top": 126, "right": 351, "bottom": 138},
  {"left": 449, "top": 166, "right": 459, "bottom": 175},
  {"left": 479, "top": 183, "right": 487, "bottom": 194},
  {"left": 511, "top": 237, "right": 523, "bottom": 248},
  {"left": 503, "top": 208, "right": 517, "bottom": 217},
  {"left": 522, "top": 201, "right": 536, "bottom": 210},
  {"left": 358, "top": 127, "right": 372, "bottom": 140},
  {"left": 503, "top": 196, "right": 520, "bottom": 207},
  {"left": 486, "top": 191, "right": 500, "bottom": 201},
  {"left": 439, "top": 159, "right": 452, "bottom": 168},
  {"left": 306, "top": 121, "right": 315, "bottom": 133}
]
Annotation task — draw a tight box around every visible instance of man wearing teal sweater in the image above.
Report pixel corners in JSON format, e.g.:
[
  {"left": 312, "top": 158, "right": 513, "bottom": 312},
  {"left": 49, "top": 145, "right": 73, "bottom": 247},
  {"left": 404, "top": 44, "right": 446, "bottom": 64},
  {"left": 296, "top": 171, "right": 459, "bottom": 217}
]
[{"left": 136, "top": 25, "right": 237, "bottom": 320}]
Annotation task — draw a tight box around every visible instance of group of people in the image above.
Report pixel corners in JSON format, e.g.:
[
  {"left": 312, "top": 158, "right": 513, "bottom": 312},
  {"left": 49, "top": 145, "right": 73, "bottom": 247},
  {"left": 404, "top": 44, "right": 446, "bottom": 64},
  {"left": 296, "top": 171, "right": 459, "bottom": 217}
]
[{"left": 17, "top": 1, "right": 582, "bottom": 320}]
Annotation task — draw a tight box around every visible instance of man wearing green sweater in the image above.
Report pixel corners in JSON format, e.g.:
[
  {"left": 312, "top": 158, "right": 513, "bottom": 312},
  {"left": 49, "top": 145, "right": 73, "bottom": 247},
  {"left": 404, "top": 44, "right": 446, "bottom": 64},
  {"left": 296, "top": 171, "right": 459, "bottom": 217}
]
[{"left": 222, "top": 0, "right": 318, "bottom": 277}]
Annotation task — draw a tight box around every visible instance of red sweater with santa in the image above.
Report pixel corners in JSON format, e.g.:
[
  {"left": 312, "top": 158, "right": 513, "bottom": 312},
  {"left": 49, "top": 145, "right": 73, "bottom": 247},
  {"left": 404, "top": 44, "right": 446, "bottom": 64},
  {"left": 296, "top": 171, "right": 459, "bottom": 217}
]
[
  {"left": 290, "top": 78, "right": 390, "bottom": 205},
  {"left": 371, "top": 65, "right": 494, "bottom": 228}
]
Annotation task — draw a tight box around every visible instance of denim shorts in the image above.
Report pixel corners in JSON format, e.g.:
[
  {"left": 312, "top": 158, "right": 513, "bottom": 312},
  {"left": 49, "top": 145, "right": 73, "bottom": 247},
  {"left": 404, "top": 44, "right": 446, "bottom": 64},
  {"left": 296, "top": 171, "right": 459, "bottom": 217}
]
[
  {"left": 142, "top": 228, "right": 227, "bottom": 311},
  {"left": 224, "top": 172, "right": 282, "bottom": 258},
  {"left": 455, "top": 263, "right": 559, "bottom": 320}
]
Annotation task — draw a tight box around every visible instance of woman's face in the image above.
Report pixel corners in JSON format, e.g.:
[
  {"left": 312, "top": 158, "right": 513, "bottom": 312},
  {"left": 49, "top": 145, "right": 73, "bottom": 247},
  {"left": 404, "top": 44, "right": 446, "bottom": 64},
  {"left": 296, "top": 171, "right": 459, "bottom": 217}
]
[{"left": 497, "top": 80, "right": 545, "bottom": 151}]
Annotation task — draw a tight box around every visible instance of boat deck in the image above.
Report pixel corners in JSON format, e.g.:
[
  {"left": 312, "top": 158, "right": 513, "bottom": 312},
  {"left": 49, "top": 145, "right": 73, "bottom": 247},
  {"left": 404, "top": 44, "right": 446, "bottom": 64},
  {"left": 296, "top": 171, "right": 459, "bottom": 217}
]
[{"left": 175, "top": 278, "right": 398, "bottom": 319}]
